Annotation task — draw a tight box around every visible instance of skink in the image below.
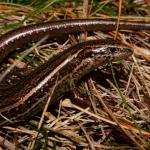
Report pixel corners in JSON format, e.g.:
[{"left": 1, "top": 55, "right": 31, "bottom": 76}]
[{"left": 0, "top": 19, "right": 149, "bottom": 125}]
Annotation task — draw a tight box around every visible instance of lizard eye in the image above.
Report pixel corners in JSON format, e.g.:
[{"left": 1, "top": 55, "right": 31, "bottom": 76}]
[{"left": 109, "top": 47, "right": 118, "bottom": 53}]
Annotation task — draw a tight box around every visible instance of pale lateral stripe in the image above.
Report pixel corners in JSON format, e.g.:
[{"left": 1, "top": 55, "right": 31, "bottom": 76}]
[{"left": 0, "top": 48, "right": 83, "bottom": 112}]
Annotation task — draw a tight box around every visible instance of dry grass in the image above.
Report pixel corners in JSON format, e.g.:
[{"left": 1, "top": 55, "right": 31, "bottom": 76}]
[{"left": 0, "top": 1, "right": 150, "bottom": 150}]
